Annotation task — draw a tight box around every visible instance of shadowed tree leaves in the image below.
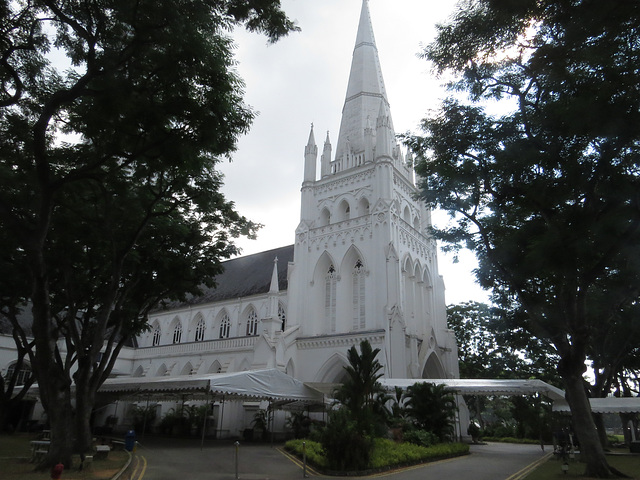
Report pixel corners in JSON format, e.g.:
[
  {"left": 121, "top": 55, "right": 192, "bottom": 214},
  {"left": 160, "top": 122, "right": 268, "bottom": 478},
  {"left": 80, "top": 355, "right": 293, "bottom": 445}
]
[
  {"left": 406, "top": 1, "right": 640, "bottom": 477},
  {"left": 447, "top": 301, "right": 560, "bottom": 383},
  {"left": 405, "top": 383, "right": 457, "bottom": 442},
  {"left": 0, "top": 0, "right": 296, "bottom": 469}
]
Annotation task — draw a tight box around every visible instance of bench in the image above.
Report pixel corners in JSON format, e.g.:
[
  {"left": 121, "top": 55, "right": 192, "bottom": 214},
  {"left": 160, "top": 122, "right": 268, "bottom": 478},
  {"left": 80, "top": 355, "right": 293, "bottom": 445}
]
[
  {"left": 30, "top": 440, "right": 51, "bottom": 463},
  {"left": 94, "top": 445, "right": 110, "bottom": 460},
  {"left": 81, "top": 455, "right": 93, "bottom": 470}
]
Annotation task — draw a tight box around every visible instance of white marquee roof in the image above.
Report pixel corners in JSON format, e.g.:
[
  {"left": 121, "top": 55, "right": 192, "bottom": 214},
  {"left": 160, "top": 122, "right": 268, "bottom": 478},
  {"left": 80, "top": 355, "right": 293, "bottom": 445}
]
[
  {"left": 553, "top": 397, "right": 640, "bottom": 414},
  {"left": 379, "top": 378, "right": 566, "bottom": 402},
  {"left": 98, "top": 369, "right": 325, "bottom": 406}
]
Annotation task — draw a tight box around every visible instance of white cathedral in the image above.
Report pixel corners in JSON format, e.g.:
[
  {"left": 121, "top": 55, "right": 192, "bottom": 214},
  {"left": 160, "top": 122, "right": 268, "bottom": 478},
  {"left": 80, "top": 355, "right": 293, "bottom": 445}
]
[{"left": 2, "top": 0, "right": 462, "bottom": 438}]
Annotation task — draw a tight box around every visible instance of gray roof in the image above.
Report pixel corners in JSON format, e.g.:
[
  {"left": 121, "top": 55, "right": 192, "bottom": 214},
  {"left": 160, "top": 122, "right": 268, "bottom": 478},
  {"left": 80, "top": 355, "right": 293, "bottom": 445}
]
[
  {"left": 0, "top": 306, "right": 33, "bottom": 336},
  {"left": 162, "top": 245, "right": 294, "bottom": 309}
]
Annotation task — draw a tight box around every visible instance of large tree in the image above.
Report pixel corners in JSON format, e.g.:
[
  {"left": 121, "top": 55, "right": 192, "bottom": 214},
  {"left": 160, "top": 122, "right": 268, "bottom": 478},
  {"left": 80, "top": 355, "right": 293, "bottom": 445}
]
[
  {"left": 406, "top": 0, "right": 640, "bottom": 477},
  {"left": 0, "top": 0, "right": 296, "bottom": 469},
  {"left": 447, "top": 301, "right": 560, "bottom": 382},
  {"left": 448, "top": 302, "right": 559, "bottom": 438}
]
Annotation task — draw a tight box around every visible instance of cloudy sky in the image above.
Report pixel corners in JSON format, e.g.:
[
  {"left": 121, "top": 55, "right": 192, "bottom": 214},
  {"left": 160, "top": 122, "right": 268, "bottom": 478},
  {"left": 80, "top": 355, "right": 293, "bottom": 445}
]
[{"left": 219, "top": 0, "right": 489, "bottom": 305}]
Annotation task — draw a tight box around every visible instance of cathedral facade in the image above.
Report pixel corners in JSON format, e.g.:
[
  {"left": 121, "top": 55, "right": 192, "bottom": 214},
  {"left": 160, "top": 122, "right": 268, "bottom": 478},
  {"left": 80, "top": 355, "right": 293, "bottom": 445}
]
[{"left": 135, "top": 0, "right": 459, "bottom": 391}]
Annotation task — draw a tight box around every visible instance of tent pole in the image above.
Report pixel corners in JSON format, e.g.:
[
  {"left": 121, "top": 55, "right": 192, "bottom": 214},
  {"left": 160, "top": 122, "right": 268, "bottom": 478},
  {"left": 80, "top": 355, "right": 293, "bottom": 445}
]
[
  {"left": 455, "top": 394, "right": 461, "bottom": 442},
  {"left": 201, "top": 392, "right": 208, "bottom": 451},
  {"left": 218, "top": 396, "right": 225, "bottom": 440},
  {"left": 141, "top": 394, "right": 150, "bottom": 439},
  {"left": 269, "top": 400, "right": 274, "bottom": 447}
]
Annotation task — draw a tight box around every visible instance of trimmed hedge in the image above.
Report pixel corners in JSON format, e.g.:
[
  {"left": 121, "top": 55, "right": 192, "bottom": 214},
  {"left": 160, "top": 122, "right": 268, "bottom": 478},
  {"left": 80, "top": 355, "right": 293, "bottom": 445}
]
[
  {"left": 369, "top": 438, "right": 469, "bottom": 469},
  {"left": 285, "top": 438, "right": 469, "bottom": 473},
  {"left": 482, "top": 437, "right": 541, "bottom": 445},
  {"left": 285, "top": 439, "right": 328, "bottom": 469}
]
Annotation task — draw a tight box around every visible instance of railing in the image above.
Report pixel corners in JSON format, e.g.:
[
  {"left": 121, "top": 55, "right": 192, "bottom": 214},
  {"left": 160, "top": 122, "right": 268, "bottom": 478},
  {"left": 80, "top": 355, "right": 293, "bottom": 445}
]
[{"left": 135, "top": 336, "right": 258, "bottom": 359}]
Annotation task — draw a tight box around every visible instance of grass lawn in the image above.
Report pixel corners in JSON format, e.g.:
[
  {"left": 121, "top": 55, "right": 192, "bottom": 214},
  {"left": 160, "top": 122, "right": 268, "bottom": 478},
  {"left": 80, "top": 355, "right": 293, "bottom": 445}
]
[
  {"left": 523, "top": 450, "right": 640, "bottom": 480},
  {"left": 0, "top": 434, "right": 129, "bottom": 480}
]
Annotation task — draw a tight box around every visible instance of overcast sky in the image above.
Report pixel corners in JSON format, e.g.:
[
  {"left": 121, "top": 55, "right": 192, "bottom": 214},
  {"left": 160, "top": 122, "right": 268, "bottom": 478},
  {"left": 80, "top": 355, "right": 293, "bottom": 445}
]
[{"left": 219, "top": 0, "right": 490, "bottom": 305}]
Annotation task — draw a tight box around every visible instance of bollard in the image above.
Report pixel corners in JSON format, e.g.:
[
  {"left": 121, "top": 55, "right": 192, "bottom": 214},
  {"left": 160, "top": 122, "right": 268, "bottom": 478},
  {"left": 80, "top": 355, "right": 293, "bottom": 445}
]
[
  {"left": 302, "top": 441, "right": 308, "bottom": 478},
  {"left": 235, "top": 441, "right": 240, "bottom": 480}
]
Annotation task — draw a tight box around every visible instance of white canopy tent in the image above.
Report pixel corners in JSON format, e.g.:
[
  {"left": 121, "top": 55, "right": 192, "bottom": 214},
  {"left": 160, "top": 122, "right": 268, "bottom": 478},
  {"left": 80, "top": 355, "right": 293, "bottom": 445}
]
[
  {"left": 97, "top": 369, "right": 327, "bottom": 444},
  {"left": 98, "top": 368, "right": 325, "bottom": 407},
  {"left": 553, "top": 397, "right": 640, "bottom": 414},
  {"left": 379, "top": 378, "right": 566, "bottom": 402}
]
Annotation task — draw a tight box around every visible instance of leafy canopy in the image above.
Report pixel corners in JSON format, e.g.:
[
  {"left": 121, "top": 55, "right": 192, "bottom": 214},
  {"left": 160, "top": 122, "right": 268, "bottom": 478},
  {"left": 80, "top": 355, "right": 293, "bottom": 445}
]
[
  {"left": 0, "top": 0, "right": 297, "bottom": 467},
  {"left": 405, "top": 1, "right": 640, "bottom": 476}
]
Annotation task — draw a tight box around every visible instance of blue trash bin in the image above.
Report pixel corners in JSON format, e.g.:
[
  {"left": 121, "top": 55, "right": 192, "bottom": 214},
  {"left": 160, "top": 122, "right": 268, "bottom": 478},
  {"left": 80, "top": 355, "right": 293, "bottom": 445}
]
[{"left": 124, "top": 430, "right": 136, "bottom": 452}]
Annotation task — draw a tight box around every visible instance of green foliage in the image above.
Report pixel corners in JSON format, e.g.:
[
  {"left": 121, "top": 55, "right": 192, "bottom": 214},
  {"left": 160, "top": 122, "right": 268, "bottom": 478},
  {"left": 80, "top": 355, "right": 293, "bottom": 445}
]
[
  {"left": 402, "top": 429, "right": 439, "bottom": 448},
  {"left": 406, "top": 1, "right": 640, "bottom": 476},
  {"left": 320, "top": 407, "right": 373, "bottom": 471},
  {"left": 447, "top": 302, "right": 560, "bottom": 384},
  {"left": 0, "top": 0, "right": 296, "bottom": 467},
  {"left": 334, "top": 340, "right": 385, "bottom": 417},
  {"left": 369, "top": 439, "right": 469, "bottom": 469},
  {"left": 285, "top": 437, "right": 469, "bottom": 472},
  {"left": 284, "top": 439, "right": 328, "bottom": 469},
  {"left": 404, "top": 383, "right": 457, "bottom": 442},
  {"left": 482, "top": 437, "right": 540, "bottom": 445},
  {"left": 251, "top": 409, "right": 269, "bottom": 431},
  {"left": 250, "top": 409, "right": 269, "bottom": 440},
  {"left": 323, "top": 340, "right": 388, "bottom": 469},
  {"left": 285, "top": 411, "right": 311, "bottom": 439},
  {"left": 129, "top": 405, "right": 157, "bottom": 434}
]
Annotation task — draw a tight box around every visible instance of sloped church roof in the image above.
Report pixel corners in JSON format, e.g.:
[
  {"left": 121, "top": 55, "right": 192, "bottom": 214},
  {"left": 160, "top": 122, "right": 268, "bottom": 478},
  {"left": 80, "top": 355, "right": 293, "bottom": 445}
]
[{"left": 164, "top": 245, "right": 294, "bottom": 309}]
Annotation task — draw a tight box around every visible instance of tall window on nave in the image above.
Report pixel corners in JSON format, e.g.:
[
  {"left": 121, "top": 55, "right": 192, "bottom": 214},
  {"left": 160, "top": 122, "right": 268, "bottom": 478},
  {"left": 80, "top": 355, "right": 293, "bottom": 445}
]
[
  {"left": 246, "top": 308, "right": 258, "bottom": 336},
  {"left": 325, "top": 264, "right": 337, "bottom": 332},
  {"left": 352, "top": 259, "right": 365, "bottom": 330},
  {"left": 219, "top": 312, "right": 231, "bottom": 339},
  {"left": 6, "top": 362, "right": 31, "bottom": 386},
  {"left": 152, "top": 324, "right": 161, "bottom": 346},
  {"left": 172, "top": 322, "right": 182, "bottom": 344},
  {"left": 278, "top": 304, "right": 286, "bottom": 331},
  {"left": 194, "top": 316, "right": 205, "bottom": 342}
]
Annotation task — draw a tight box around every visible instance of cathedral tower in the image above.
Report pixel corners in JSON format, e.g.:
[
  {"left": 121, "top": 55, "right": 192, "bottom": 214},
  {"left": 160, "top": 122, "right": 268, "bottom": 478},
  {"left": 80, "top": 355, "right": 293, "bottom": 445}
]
[{"left": 288, "top": 0, "right": 459, "bottom": 383}]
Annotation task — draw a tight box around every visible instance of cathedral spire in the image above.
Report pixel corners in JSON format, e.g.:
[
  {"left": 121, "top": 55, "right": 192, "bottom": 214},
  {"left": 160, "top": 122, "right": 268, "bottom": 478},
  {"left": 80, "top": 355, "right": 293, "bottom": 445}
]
[
  {"left": 335, "top": 0, "right": 395, "bottom": 164},
  {"left": 303, "top": 123, "right": 317, "bottom": 182},
  {"left": 321, "top": 131, "right": 332, "bottom": 178},
  {"left": 269, "top": 256, "right": 280, "bottom": 294}
]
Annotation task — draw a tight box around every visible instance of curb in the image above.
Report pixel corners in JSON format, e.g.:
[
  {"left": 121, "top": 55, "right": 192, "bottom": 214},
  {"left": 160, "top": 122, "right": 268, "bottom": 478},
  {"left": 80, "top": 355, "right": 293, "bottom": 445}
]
[{"left": 111, "top": 450, "right": 133, "bottom": 480}]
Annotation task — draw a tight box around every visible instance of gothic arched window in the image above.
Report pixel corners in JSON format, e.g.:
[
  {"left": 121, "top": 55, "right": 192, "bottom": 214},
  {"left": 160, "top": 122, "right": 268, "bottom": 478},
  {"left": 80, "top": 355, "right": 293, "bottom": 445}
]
[
  {"left": 278, "top": 304, "right": 286, "bottom": 331},
  {"left": 6, "top": 362, "right": 32, "bottom": 386},
  {"left": 172, "top": 322, "right": 182, "bottom": 344},
  {"left": 246, "top": 308, "right": 258, "bottom": 336},
  {"left": 152, "top": 325, "right": 161, "bottom": 346},
  {"left": 325, "top": 264, "right": 337, "bottom": 332},
  {"left": 194, "top": 317, "right": 206, "bottom": 342},
  {"left": 352, "top": 259, "right": 366, "bottom": 329},
  {"left": 219, "top": 313, "right": 231, "bottom": 339}
]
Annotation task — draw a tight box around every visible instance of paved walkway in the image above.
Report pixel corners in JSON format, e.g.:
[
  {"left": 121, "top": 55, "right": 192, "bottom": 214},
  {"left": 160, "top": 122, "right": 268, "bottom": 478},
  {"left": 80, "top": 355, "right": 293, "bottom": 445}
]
[{"left": 127, "top": 438, "right": 551, "bottom": 480}]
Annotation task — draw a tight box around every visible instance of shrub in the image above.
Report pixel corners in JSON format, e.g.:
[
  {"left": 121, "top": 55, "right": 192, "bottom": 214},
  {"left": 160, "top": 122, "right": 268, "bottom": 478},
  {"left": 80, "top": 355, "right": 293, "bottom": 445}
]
[
  {"left": 482, "top": 436, "right": 540, "bottom": 445},
  {"left": 285, "top": 439, "right": 328, "bottom": 469},
  {"left": 403, "top": 429, "right": 439, "bottom": 447},
  {"left": 285, "top": 437, "right": 469, "bottom": 472},
  {"left": 404, "top": 383, "right": 457, "bottom": 442},
  {"left": 320, "top": 408, "right": 373, "bottom": 471}
]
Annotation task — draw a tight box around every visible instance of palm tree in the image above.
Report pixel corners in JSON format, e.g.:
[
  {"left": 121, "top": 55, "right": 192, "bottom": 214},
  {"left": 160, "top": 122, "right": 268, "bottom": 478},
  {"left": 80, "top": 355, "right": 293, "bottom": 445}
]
[
  {"left": 335, "top": 340, "right": 385, "bottom": 415},
  {"left": 405, "top": 382, "right": 457, "bottom": 442}
]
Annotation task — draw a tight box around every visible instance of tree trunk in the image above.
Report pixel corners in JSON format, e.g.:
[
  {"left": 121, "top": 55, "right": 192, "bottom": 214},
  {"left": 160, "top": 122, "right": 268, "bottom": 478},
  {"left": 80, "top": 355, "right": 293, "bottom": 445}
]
[
  {"left": 38, "top": 386, "right": 75, "bottom": 470},
  {"left": 593, "top": 413, "right": 610, "bottom": 449},
  {"left": 562, "top": 373, "right": 617, "bottom": 478},
  {"left": 74, "top": 379, "right": 96, "bottom": 454}
]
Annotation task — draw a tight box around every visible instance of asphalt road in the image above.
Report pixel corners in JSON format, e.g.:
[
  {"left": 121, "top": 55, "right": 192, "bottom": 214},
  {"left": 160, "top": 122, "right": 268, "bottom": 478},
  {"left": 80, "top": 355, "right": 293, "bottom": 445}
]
[{"left": 128, "top": 437, "right": 551, "bottom": 480}]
